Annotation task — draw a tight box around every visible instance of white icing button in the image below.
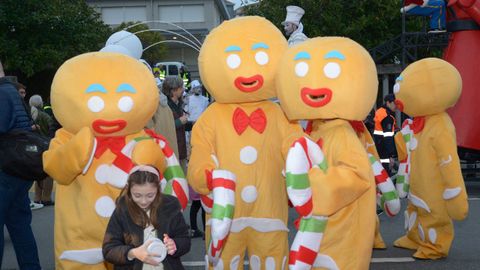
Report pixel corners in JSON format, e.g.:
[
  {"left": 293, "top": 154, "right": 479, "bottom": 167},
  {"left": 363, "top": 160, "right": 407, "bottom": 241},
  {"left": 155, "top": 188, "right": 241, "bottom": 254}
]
[
  {"left": 95, "top": 196, "right": 116, "bottom": 217},
  {"left": 95, "top": 164, "right": 128, "bottom": 188},
  {"left": 241, "top": 185, "right": 258, "bottom": 203},
  {"left": 240, "top": 146, "right": 258, "bottom": 165}
]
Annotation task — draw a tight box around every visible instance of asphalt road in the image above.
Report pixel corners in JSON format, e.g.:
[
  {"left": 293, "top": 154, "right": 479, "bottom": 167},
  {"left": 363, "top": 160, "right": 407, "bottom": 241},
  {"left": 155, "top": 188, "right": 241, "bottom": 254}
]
[{"left": 2, "top": 181, "right": 480, "bottom": 270}]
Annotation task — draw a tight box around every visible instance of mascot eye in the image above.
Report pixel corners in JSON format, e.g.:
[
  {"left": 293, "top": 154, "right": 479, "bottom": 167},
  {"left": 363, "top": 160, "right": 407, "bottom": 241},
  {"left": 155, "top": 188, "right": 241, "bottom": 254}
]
[
  {"left": 87, "top": 96, "right": 105, "bottom": 113},
  {"left": 295, "top": 62, "right": 309, "bottom": 77},
  {"left": 255, "top": 51, "right": 269, "bottom": 66},
  {"left": 226, "top": 54, "right": 241, "bottom": 69},
  {"left": 393, "top": 83, "right": 400, "bottom": 94},
  {"left": 118, "top": 96, "right": 134, "bottom": 112},
  {"left": 323, "top": 62, "right": 341, "bottom": 79}
]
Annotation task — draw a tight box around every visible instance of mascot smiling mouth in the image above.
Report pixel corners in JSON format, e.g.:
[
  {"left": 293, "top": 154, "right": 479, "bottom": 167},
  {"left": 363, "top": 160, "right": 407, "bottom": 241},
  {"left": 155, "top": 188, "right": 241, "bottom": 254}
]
[
  {"left": 92, "top": 119, "right": 127, "bottom": 134},
  {"left": 300, "top": 87, "right": 333, "bottom": 107},
  {"left": 234, "top": 74, "right": 264, "bottom": 92}
]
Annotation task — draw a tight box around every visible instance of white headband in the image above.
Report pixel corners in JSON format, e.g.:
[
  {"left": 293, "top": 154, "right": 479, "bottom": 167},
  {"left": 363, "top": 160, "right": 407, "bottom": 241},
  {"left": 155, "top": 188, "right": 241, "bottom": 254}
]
[{"left": 130, "top": 165, "right": 160, "bottom": 178}]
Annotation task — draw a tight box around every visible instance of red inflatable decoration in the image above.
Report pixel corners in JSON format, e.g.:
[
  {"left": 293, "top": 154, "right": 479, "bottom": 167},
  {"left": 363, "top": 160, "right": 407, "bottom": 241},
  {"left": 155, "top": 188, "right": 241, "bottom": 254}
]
[{"left": 443, "top": 0, "right": 480, "bottom": 152}]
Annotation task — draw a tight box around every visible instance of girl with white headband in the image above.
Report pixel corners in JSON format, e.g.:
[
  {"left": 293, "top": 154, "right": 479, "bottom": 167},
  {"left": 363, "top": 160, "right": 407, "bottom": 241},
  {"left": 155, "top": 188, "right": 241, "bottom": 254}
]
[{"left": 103, "top": 165, "right": 191, "bottom": 269}]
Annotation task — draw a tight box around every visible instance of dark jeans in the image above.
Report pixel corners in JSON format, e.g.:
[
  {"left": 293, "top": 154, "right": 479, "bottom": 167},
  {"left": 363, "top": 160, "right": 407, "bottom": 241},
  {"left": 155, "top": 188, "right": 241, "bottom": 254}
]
[
  {"left": 189, "top": 200, "right": 205, "bottom": 231},
  {"left": 0, "top": 171, "right": 41, "bottom": 269}
]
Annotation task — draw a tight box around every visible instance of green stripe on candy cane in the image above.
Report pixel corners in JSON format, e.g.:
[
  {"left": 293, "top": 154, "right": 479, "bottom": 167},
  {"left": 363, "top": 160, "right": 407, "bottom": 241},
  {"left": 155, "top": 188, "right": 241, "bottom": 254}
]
[
  {"left": 286, "top": 173, "right": 310, "bottom": 189},
  {"left": 299, "top": 217, "right": 328, "bottom": 233},
  {"left": 211, "top": 203, "right": 235, "bottom": 220}
]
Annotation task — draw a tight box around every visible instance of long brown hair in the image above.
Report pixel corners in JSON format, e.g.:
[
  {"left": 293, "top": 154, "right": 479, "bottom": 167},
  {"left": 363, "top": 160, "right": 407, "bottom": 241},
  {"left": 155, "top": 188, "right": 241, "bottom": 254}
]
[{"left": 118, "top": 168, "right": 163, "bottom": 229}]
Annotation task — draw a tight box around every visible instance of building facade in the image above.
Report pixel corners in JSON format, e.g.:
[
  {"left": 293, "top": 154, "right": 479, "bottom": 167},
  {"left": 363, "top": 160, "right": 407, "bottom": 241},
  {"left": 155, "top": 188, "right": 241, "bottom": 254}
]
[{"left": 87, "top": 0, "right": 234, "bottom": 79}]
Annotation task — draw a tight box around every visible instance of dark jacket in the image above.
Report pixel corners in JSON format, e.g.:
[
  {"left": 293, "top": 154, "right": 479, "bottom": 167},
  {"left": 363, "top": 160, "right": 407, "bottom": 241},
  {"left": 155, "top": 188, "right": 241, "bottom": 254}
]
[
  {"left": 0, "top": 78, "right": 32, "bottom": 133},
  {"left": 103, "top": 195, "right": 191, "bottom": 270},
  {"left": 167, "top": 97, "right": 187, "bottom": 160},
  {"left": 373, "top": 106, "right": 397, "bottom": 159}
]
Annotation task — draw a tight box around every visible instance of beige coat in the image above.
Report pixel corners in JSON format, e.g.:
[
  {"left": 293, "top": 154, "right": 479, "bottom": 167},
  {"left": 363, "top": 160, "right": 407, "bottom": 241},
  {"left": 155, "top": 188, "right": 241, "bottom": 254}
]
[{"left": 147, "top": 99, "right": 179, "bottom": 158}]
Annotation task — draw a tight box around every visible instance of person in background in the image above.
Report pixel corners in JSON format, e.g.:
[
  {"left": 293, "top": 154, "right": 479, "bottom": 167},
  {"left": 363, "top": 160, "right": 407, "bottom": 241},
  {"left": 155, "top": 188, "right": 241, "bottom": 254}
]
[
  {"left": 14, "top": 83, "right": 44, "bottom": 211},
  {"left": 184, "top": 80, "right": 208, "bottom": 239},
  {"left": 179, "top": 66, "right": 191, "bottom": 91},
  {"left": 29, "top": 94, "right": 55, "bottom": 206},
  {"left": 373, "top": 94, "right": 398, "bottom": 175},
  {"left": 282, "top": 5, "right": 309, "bottom": 47},
  {"left": 146, "top": 85, "right": 180, "bottom": 159},
  {"left": 162, "top": 76, "right": 188, "bottom": 174},
  {"left": 0, "top": 59, "right": 41, "bottom": 269},
  {"left": 103, "top": 165, "right": 190, "bottom": 269}
]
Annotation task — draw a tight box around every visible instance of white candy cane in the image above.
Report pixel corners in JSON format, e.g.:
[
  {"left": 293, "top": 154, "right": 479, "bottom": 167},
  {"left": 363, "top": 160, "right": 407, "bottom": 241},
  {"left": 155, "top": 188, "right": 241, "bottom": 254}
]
[
  {"left": 368, "top": 154, "right": 400, "bottom": 217},
  {"left": 395, "top": 119, "right": 414, "bottom": 198},
  {"left": 145, "top": 130, "right": 189, "bottom": 210},
  {"left": 286, "top": 137, "right": 328, "bottom": 270},
  {"left": 206, "top": 169, "right": 236, "bottom": 266}
]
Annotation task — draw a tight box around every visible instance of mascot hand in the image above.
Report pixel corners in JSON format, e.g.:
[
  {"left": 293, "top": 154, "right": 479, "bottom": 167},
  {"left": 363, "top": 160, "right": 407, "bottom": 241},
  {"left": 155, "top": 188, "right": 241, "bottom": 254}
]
[
  {"left": 73, "top": 126, "right": 95, "bottom": 167},
  {"left": 132, "top": 139, "right": 166, "bottom": 172},
  {"left": 444, "top": 191, "right": 468, "bottom": 221}
]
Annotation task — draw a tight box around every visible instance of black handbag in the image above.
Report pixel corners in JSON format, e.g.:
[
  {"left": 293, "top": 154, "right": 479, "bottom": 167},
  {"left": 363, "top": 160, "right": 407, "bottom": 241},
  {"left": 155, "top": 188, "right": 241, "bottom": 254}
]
[{"left": 0, "top": 129, "right": 50, "bottom": 181}]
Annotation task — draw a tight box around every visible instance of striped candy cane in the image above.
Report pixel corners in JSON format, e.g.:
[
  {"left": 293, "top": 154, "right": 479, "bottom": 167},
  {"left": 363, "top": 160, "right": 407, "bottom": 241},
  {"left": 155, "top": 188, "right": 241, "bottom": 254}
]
[
  {"left": 368, "top": 154, "right": 400, "bottom": 217},
  {"left": 395, "top": 119, "right": 415, "bottom": 198},
  {"left": 286, "top": 137, "right": 328, "bottom": 270},
  {"left": 144, "top": 130, "right": 189, "bottom": 210},
  {"left": 206, "top": 169, "right": 236, "bottom": 266}
]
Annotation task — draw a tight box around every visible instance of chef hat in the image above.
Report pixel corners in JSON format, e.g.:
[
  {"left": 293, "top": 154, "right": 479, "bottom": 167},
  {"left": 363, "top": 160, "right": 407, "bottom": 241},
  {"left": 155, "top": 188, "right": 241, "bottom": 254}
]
[{"left": 282, "top": 6, "right": 305, "bottom": 26}]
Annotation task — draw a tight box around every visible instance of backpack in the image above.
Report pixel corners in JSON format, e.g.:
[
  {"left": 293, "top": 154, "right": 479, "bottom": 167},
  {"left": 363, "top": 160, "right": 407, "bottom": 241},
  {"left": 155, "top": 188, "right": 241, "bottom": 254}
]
[{"left": 0, "top": 129, "right": 50, "bottom": 181}]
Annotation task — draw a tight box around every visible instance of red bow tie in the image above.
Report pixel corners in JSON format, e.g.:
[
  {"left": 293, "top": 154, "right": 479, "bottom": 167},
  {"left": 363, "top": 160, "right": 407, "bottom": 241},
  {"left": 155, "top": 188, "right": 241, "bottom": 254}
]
[
  {"left": 412, "top": 116, "right": 425, "bottom": 134},
  {"left": 94, "top": 136, "right": 126, "bottom": 158},
  {"left": 232, "top": 108, "right": 267, "bottom": 135}
]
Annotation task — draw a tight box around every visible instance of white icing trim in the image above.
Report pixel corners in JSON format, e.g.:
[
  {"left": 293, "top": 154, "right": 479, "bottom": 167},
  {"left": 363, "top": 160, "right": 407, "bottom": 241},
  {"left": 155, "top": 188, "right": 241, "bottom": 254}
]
[
  {"left": 418, "top": 223, "right": 425, "bottom": 242},
  {"left": 439, "top": 155, "right": 452, "bottom": 167},
  {"left": 428, "top": 228, "right": 437, "bottom": 244},
  {"left": 265, "top": 257, "right": 275, "bottom": 270},
  {"left": 59, "top": 248, "right": 103, "bottom": 264},
  {"left": 313, "top": 254, "right": 339, "bottom": 270},
  {"left": 408, "top": 193, "right": 431, "bottom": 213},
  {"left": 443, "top": 187, "right": 462, "bottom": 200},
  {"left": 213, "top": 258, "right": 224, "bottom": 270},
  {"left": 408, "top": 211, "right": 417, "bottom": 231},
  {"left": 230, "top": 255, "right": 240, "bottom": 270},
  {"left": 282, "top": 256, "right": 287, "bottom": 270},
  {"left": 211, "top": 154, "right": 220, "bottom": 168},
  {"left": 83, "top": 138, "right": 97, "bottom": 175},
  {"left": 250, "top": 255, "right": 261, "bottom": 270},
  {"left": 230, "top": 217, "right": 289, "bottom": 233}
]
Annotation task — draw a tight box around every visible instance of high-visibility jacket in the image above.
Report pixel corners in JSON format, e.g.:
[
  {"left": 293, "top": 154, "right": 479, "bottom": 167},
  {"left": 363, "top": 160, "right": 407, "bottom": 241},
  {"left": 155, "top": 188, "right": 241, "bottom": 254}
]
[
  {"left": 373, "top": 106, "right": 397, "bottom": 164},
  {"left": 181, "top": 72, "right": 190, "bottom": 89}
]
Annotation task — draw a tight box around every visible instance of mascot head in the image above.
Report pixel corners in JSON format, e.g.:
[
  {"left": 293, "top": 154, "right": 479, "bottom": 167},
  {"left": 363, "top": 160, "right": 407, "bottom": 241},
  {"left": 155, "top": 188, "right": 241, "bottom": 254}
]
[
  {"left": 276, "top": 37, "right": 378, "bottom": 121},
  {"left": 51, "top": 52, "right": 158, "bottom": 136},
  {"left": 198, "top": 16, "right": 287, "bottom": 103},
  {"left": 393, "top": 58, "right": 462, "bottom": 117}
]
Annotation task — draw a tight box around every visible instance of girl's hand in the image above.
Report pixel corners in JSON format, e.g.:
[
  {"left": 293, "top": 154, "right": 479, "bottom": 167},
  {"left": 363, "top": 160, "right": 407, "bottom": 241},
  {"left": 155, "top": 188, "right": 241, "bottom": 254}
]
[
  {"left": 128, "top": 239, "right": 161, "bottom": 266},
  {"left": 163, "top": 234, "right": 177, "bottom": 255}
]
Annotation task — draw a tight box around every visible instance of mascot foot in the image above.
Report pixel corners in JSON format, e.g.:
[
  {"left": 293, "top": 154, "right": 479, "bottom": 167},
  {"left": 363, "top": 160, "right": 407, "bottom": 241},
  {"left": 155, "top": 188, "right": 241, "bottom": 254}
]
[
  {"left": 413, "top": 248, "right": 446, "bottom": 260},
  {"left": 393, "top": 236, "right": 419, "bottom": 250},
  {"left": 373, "top": 240, "right": 387, "bottom": 250}
]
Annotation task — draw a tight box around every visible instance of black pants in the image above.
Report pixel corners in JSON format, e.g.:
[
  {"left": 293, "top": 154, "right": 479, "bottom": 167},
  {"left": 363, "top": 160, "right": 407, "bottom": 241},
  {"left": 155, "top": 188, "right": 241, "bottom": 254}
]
[{"left": 189, "top": 200, "right": 205, "bottom": 231}]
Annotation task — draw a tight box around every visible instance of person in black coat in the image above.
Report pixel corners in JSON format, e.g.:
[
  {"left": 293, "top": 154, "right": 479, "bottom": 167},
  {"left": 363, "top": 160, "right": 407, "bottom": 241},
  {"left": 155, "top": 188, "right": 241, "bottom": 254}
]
[{"left": 103, "top": 165, "right": 191, "bottom": 269}]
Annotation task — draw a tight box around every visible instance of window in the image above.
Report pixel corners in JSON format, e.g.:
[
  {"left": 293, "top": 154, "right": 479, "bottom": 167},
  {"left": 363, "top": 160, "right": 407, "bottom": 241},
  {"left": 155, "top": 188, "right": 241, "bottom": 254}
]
[
  {"left": 102, "top": 6, "right": 147, "bottom": 25},
  {"left": 159, "top": 5, "right": 205, "bottom": 23}
]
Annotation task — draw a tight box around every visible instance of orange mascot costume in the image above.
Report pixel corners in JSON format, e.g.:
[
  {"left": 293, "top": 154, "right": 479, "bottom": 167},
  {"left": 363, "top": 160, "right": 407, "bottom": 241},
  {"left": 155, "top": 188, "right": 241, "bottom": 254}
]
[
  {"left": 43, "top": 52, "right": 187, "bottom": 269},
  {"left": 187, "top": 16, "right": 301, "bottom": 269},
  {"left": 276, "top": 37, "right": 378, "bottom": 270},
  {"left": 393, "top": 58, "right": 468, "bottom": 259}
]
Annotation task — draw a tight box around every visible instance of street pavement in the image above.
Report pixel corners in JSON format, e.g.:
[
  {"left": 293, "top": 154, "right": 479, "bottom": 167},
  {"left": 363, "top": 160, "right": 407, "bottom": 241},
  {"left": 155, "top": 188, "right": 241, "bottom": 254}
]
[{"left": 2, "top": 181, "right": 480, "bottom": 270}]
